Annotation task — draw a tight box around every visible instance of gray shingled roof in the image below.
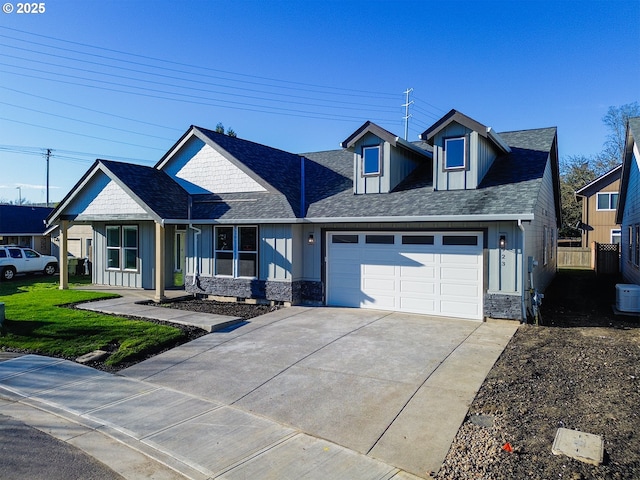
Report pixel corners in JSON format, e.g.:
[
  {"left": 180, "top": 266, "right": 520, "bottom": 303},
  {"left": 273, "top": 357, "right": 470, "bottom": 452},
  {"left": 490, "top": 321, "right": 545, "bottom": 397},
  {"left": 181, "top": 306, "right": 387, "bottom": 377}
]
[
  {"left": 0, "top": 205, "right": 52, "bottom": 235},
  {"left": 99, "top": 160, "right": 190, "bottom": 220},
  {"left": 303, "top": 127, "right": 557, "bottom": 219},
  {"left": 195, "top": 127, "right": 303, "bottom": 218},
  {"left": 48, "top": 123, "right": 558, "bottom": 224}
]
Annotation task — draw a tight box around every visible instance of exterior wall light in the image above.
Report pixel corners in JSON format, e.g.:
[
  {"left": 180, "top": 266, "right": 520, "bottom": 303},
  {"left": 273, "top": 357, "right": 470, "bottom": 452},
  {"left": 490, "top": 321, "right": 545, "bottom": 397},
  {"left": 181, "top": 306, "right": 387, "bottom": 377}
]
[
  {"left": 307, "top": 233, "right": 315, "bottom": 245},
  {"left": 499, "top": 234, "right": 507, "bottom": 250}
]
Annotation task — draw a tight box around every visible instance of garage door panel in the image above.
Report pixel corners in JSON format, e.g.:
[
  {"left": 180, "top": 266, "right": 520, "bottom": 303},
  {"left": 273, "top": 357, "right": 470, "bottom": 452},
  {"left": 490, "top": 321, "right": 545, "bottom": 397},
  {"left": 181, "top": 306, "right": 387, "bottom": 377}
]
[
  {"left": 441, "top": 253, "right": 481, "bottom": 264},
  {"left": 327, "top": 231, "right": 483, "bottom": 320},
  {"left": 400, "top": 280, "right": 436, "bottom": 295},
  {"left": 440, "top": 300, "right": 481, "bottom": 317},
  {"left": 440, "top": 266, "right": 481, "bottom": 282},
  {"left": 363, "top": 277, "right": 396, "bottom": 292},
  {"left": 362, "top": 264, "right": 396, "bottom": 276},
  {"left": 400, "top": 297, "right": 437, "bottom": 313},
  {"left": 441, "top": 283, "right": 479, "bottom": 298},
  {"left": 362, "top": 295, "right": 396, "bottom": 309}
]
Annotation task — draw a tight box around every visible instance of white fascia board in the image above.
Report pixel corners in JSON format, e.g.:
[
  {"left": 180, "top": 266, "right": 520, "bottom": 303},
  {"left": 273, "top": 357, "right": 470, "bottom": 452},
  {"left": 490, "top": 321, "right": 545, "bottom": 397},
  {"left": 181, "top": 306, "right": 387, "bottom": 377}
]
[
  {"left": 47, "top": 163, "right": 103, "bottom": 225},
  {"left": 303, "top": 214, "right": 534, "bottom": 223},
  {"left": 162, "top": 214, "right": 534, "bottom": 225},
  {"left": 162, "top": 218, "right": 304, "bottom": 225},
  {"left": 487, "top": 128, "right": 511, "bottom": 153},
  {"left": 395, "top": 137, "right": 433, "bottom": 157}
]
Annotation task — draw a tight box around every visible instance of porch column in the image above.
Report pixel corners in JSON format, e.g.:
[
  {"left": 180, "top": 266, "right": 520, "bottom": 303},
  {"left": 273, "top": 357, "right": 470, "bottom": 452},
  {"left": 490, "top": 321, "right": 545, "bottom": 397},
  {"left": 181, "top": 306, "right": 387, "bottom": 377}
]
[
  {"left": 59, "top": 220, "right": 68, "bottom": 290},
  {"left": 154, "top": 221, "right": 166, "bottom": 302}
]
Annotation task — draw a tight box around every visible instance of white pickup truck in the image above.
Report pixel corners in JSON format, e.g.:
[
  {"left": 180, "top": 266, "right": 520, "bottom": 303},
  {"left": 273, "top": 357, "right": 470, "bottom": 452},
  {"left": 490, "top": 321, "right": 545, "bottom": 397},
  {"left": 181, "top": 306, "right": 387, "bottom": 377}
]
[{"left": 0, "top": 246, "right": 58, "bottom": 281}]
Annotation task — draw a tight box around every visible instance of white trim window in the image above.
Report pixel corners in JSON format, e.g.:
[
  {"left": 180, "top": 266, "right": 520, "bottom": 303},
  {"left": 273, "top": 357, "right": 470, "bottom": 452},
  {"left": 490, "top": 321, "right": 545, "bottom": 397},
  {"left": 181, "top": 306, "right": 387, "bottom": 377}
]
[
  {"left": 596, "top": 192, "right": 619, "bottom": 211},
  {"left": 444, "top": 137, "right": 466, "bottom": 170},
  {"left": 611, "top": 229, "right": 621, "bottom": 245},
  {"left": 362, "top": 146, "right": 381, "bottom": 176},
  {"left": 214, "top": 226, "right": 258, "bottom": 278},
  {"left": 106, "top": 225, "right": 138, "bottom": 271}
]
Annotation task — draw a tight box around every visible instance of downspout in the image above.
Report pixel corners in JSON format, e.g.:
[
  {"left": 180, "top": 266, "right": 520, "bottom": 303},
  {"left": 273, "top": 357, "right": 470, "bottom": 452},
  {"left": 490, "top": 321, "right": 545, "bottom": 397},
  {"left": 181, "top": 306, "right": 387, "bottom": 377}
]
[
  {"left": 188, "top": 196, "right": 201, "bottom": 287},
  {"left": 518, "top": 219, "right": 527, "bottom": 322}
]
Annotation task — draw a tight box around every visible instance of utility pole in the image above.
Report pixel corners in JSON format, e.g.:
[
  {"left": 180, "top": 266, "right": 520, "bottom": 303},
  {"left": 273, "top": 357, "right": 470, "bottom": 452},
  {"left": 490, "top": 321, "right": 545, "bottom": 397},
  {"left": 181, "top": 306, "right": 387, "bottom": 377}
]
[
  {"left": 402, "top": 88, "right": 414, "bottom": 141},
  {"left": 16, "top": 186, "right": 21, "bottom": 205},
  {"left": 45, "top": 148, "right": 52, "bottom": 207}
]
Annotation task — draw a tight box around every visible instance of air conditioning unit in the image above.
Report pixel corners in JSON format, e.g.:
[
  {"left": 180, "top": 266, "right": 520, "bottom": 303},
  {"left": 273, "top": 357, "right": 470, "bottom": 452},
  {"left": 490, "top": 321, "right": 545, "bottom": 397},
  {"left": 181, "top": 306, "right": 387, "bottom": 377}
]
[{"left": 615, "top": 284, "right": 640, "bottom": 313}]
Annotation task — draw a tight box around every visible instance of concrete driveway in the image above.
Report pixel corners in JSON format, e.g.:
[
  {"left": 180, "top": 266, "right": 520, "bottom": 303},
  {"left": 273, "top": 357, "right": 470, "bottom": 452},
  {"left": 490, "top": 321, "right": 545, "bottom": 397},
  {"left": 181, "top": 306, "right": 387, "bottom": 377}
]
[{"left": 123, "top": 306, "right": 517, "bottom": 477}]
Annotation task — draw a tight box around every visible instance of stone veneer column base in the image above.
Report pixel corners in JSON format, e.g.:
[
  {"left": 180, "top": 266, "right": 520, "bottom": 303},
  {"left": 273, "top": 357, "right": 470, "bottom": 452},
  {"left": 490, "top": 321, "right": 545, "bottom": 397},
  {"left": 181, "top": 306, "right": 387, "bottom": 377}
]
[
  {"left": 484, "top": 292, "right": 523, "bottom": 322},
  {"left": 185, "top": 276, "right": 324, "bottom": 305}
]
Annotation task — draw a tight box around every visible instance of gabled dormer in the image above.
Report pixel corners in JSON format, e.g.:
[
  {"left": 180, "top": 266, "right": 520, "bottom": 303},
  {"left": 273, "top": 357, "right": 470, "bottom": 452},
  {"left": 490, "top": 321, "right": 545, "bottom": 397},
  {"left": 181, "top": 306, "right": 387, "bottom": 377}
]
[
  {"left": 420, "top": 109, "right": 511, "bottom": 191},
  {"left": 341, "top": 121, "right": 432, "bottom": 195}
]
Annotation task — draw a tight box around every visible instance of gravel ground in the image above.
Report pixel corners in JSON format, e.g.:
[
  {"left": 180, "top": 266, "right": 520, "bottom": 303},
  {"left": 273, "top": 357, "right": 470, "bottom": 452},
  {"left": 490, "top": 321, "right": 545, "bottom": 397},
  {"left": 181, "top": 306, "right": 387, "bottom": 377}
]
[{"left": 435, "top": 270, "right": 640, "bottom": 480}]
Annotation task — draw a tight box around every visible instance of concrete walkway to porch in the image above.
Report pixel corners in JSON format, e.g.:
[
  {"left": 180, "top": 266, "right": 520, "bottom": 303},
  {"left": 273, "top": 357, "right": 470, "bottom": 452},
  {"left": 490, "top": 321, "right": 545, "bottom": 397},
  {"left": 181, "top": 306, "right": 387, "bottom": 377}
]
[{"left": 74, "top": 287, "right": 243, "bottom": 333}]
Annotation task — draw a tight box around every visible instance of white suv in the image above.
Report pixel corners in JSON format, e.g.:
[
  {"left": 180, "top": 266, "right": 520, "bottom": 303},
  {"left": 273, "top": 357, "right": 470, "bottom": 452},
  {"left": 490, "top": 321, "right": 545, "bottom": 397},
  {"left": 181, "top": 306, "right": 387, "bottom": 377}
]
[{"left": 0, "top": 246, "right": 59, "bottom": 281}]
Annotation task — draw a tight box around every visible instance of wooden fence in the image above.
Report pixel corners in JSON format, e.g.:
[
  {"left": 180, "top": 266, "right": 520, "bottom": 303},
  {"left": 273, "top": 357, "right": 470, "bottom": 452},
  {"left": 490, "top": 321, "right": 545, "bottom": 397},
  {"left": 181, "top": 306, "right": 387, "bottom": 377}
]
[
  {"left": 557, "top": 243, "right": 619, "bottom": 274},
  {"left": 557, "top": 247, "right": 591, "bottom": 269}
]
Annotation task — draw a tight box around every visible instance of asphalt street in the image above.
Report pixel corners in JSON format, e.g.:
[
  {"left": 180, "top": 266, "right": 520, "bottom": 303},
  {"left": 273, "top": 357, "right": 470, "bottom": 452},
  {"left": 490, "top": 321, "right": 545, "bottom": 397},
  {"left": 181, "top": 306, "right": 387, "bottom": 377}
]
[{"left": 0, "top": 413, "right": 124, "bottom": 480}]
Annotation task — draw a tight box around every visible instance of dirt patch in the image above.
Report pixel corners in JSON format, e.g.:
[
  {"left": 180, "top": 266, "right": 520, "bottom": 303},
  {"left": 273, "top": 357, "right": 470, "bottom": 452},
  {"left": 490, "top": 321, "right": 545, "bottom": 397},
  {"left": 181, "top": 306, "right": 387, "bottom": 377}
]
[
  {"left": 435, "top": 270, "right": 640, "bottom": 480},
  {"left": 144, "top": 297, "right": 274, "bottom": 319}
]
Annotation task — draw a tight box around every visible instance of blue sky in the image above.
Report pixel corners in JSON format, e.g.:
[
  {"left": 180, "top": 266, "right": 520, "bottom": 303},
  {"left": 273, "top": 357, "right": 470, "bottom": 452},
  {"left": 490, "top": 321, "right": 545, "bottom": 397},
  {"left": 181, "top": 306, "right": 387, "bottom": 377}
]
[{"left": 1, "top": 0, "right": 638, "bottom": 204}]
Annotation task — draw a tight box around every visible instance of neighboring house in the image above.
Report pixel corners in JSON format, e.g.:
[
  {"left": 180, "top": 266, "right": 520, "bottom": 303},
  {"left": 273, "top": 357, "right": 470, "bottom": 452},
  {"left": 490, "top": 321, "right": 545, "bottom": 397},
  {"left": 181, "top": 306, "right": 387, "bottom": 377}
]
[
  {"left": 47, "top": 109, "right": 560, "bottom": 322},
  {"left": 0, "top": 204, "right": 53, "bottom": 254},
  {"left": 575, "top": 164, "right": 622, "bottom": 246},
  {"left": 615, "top": 117, "right": 640, "bottom": 286}
]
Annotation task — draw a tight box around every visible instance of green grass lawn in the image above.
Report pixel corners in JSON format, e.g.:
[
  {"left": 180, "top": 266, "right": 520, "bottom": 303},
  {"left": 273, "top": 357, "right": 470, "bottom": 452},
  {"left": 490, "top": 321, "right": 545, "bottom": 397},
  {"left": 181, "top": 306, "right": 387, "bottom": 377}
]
[{"left": 0, "top": 275, "right": 184, "bottom": 366}]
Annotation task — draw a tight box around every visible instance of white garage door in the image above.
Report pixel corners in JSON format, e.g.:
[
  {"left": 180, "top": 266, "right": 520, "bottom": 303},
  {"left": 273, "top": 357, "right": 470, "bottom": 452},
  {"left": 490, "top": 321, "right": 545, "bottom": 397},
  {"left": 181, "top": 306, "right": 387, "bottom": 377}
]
[{"left": 327, "top": 231, "right": 483, "bottom": 320}]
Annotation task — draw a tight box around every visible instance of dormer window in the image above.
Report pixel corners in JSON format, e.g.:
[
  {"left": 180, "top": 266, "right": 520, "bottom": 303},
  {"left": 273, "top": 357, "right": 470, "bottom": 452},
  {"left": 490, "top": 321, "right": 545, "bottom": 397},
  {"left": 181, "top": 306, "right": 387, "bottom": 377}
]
[
  {"left": 362, "top": 146, "right": 381, "bottom": 176},
  {"left": 444, "top": 137, "right": 466, "bottom": 170}
]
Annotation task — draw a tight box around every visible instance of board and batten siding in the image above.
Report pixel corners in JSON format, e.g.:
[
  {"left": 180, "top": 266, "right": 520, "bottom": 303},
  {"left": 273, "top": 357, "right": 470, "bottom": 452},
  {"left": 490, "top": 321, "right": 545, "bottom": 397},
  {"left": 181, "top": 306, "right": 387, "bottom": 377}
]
[
  {"left": 524, "top": 158, "right": 558, "bottom": 293},
  {"left": 92, "top": 221, "right": 156, "bottom": 289},
  {"left": 431, "top": 125, "right": 499, "bottom": 192},
  {"left": 620, "top": 142, "right": 640, "bottom": 285},
  {"left": 185, "top": 224, "right": 294, "bottom": 282}
]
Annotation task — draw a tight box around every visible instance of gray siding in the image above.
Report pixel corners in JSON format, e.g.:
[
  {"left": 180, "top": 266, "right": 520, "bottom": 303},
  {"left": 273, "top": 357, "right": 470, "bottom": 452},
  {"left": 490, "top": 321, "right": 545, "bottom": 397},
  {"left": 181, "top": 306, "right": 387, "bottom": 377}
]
[
  {"left": 432, "top": 124, "right": 499, "bottom": 191},
  {"left": 261, "top": 224, "right": 293, "bottom": 281},
  {"left": 92, "top": 221, "right": 155, "bottom": 289},
  {"left": 524, "top": 159, "right": 558, "bottom": 293},
  {"left": 620, "top": 145, "right": 640, "bottom": 285},
  {"left": 432, "top": 122, "right": 471, "bottom": 191},
  {"left": 354, "top": 132, "right": 387, "bottom": 194}
]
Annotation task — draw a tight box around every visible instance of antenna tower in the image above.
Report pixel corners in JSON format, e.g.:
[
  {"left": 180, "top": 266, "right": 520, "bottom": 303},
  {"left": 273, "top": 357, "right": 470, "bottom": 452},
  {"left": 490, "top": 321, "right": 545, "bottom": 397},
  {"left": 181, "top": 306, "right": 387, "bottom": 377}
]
[{"left": 402, "top": 88, "right": 414, "bottom": 140}]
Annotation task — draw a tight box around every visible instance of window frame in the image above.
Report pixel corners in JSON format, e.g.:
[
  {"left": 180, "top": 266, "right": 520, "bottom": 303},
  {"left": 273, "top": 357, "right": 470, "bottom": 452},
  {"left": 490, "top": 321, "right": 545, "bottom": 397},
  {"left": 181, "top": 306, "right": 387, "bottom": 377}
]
[
  {"left": 444, "top": 136, "right": 467, "bottom": 171},
  {"left": 611, "top": 229, "right": 621, "bottom": 245},
  {"left": 635, "top": 225, "right": 640, "bottom": 268},
  {"left": 106, "top": 225, "right": 138, "bottom": 272},
  {"left": 596, "top": 192, "right": 619, "bottom": 211},
  {"left": 361, "top": 145, "right": 382, "bottom": 176},
  {"left": 214, "top": 225, "right": 259, "bottom": 279}
]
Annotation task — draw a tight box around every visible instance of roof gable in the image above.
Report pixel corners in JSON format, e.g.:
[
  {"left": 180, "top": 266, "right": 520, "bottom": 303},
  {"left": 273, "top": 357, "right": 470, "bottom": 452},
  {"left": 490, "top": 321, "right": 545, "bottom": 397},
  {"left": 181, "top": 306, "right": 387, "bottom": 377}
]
[
  {"left": 48, "top": 160, "right": 189, "bottom": 224},
  {"left": 157, "top": 129, "right": 268, "bottom": 194},
  {"left": 421, "top": 109, "right": 511, "bottom": 154},
  {"left": 575, "top": 164, "right": 622, "bottom": 197}
]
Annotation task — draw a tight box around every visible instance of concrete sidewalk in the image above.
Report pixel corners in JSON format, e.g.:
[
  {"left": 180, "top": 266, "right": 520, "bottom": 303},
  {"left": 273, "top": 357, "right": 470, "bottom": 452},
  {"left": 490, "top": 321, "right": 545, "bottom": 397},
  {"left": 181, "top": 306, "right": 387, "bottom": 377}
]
[{"left": 0, "top": 354, "right": 413, "bottom": 480}]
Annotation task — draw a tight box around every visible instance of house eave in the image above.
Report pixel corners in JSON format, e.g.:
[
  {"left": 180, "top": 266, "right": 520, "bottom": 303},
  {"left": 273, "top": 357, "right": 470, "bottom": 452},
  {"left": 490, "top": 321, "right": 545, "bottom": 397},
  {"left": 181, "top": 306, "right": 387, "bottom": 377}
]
[{"left": 303, "top": 214, "right": 535, "bottom": 223}]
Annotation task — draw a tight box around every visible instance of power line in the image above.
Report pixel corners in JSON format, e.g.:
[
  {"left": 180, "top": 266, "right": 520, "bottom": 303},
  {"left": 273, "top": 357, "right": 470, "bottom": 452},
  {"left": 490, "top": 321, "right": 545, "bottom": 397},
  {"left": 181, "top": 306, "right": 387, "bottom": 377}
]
[{"left": 0, "top": 27, "right": 399, "bottom": 99}]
